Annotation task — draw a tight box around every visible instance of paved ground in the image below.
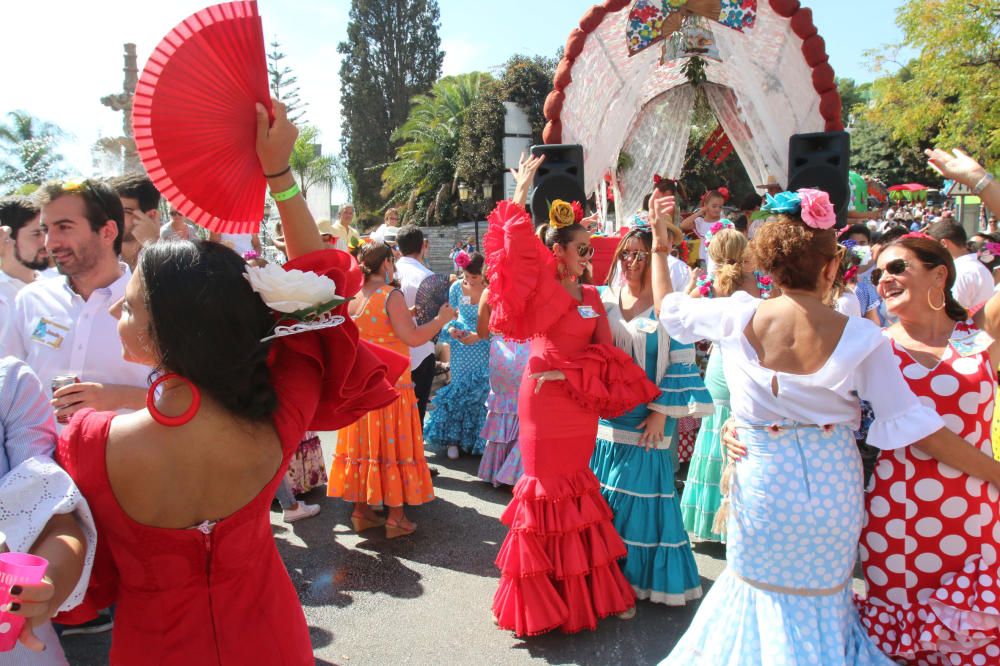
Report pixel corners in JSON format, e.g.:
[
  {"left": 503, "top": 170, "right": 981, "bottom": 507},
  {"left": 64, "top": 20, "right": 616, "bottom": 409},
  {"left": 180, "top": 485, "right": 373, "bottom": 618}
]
[{"left": 63, "top": 433, "right": 732, "bottom": 665}]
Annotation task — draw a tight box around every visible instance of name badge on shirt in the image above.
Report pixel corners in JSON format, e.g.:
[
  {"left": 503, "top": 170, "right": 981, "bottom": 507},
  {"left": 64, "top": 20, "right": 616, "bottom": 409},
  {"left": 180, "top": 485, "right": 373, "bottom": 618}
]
[
  {"left": 577, "top": 305, "right": 600, "bottom": 319},
  {"left": 635, "top": 318, "right": 659, "bottom": 334},
  {"left": 950, "top": 330, "right": 994, "bottom": 357},
  {"left": 461, "top": 295, "right": 472, "bottom": 305},
  {"left": 30, "top": 317, "right": 71, "bottom": 349}
]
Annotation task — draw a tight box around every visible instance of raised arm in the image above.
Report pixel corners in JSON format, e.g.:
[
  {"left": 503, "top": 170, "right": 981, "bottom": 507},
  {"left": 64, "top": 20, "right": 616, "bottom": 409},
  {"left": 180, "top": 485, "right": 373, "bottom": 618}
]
[
  {"left": 255, "top": 100, "right": 322, "bottom": 260},
  {"left": 386, "top": 289, "right": 456, "bottom": 347},
  {"left": 649, "top": 190, "right": 677, "bottom": 316}
]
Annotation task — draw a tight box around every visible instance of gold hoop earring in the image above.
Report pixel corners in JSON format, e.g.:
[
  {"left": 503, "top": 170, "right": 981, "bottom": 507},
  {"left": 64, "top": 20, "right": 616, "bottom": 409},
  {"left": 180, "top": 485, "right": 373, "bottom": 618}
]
[{"left": 927, "top": 288, "right": 946, "bottom": 311}]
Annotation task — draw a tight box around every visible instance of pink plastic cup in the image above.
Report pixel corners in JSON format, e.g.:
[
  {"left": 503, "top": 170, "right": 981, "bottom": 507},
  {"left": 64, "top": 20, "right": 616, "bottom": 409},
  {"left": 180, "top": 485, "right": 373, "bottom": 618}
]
[{"left": 0, "top": 552, "right": 48, "bottom": 652}]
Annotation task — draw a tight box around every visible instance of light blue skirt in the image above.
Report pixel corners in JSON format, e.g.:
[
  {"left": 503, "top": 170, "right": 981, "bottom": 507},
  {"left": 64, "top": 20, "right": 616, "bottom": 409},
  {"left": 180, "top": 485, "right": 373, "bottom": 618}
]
[{"left": 661, "top": 423, "right": 894, "bottom": 665}]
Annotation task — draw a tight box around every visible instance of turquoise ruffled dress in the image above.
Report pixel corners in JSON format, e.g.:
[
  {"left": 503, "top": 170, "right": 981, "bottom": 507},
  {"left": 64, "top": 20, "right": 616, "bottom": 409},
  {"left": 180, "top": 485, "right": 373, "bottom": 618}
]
[
  {"left": 589, "top": 288, "right": 714, "bottom": 605},
  {"left": 424, "top": 281, "right": 490, "bottom": 454}
]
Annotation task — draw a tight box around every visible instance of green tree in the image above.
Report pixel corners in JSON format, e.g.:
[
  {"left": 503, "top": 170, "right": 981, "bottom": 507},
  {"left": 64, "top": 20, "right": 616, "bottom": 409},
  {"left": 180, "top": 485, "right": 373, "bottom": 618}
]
[
  {"left": 267, "top": 40, "right": 307, "bottom": 124},
  {"left": 864, "top": 0, "right": 1000, "bottom": 171},
  {"left": 0, "top": 111, "right": 65, "bottom": 191},
  {"left": 850, "top": 119, "right": 931, "bottom": 186},
  {"left": 836, "top": 77, "right": 872, "bottom": 127},
  {"left": 455, "top": 54, "right": 557, "bottom": 199},
  {"left": 289, "top": 126, "right": 344, "bottom": 199},
  {"left": 382, "top": 72, "right": 490, "bottom": 225},
  {"left": 339, "top": 0, "right": 444, "bottom": 211}
]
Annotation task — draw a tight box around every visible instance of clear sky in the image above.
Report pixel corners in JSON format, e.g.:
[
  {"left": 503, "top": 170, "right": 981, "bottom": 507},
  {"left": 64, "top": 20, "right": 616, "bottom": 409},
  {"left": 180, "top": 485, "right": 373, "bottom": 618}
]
[{"left": 0, "top": 0, "right": 910, "bottom": 184}]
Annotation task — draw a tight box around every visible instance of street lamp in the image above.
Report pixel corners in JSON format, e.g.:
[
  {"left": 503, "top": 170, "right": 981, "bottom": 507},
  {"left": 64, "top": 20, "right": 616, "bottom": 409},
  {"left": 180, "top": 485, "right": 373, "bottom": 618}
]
[
  {"left": 475, "top": 181, "right": 494, "bottom": 252},
  {"left": 458, "top": 181, "right": 471, "bottom": 205}
]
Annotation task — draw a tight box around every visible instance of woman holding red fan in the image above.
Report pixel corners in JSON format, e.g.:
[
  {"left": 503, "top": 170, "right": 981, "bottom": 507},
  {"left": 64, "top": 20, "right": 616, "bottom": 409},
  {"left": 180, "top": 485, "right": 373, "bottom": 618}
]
[{"left": 54, "top": 100, "right": 406, "bottom": 664}]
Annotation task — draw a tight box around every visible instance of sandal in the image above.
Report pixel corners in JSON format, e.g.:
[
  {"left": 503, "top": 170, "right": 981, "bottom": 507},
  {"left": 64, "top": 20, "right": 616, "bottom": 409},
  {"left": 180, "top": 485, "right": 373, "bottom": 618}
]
[
  {"left": 385, "top": 517, "right": 418, "bottom": 539},
  {"left": 617, "top": 606, "right": 637, "bottom": 620},
  {"left": 351, "top": 512, "right": 386, "bottom": 533}
]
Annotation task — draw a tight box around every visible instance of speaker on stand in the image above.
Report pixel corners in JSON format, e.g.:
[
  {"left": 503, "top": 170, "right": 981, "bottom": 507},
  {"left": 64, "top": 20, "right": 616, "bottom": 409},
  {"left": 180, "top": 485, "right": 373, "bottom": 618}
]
[
  {"left": 529, "top": 144, "right": 586, "bottom": 227},
  {"left": 787, "top": 131, "right": 851, "bottom": 228}
]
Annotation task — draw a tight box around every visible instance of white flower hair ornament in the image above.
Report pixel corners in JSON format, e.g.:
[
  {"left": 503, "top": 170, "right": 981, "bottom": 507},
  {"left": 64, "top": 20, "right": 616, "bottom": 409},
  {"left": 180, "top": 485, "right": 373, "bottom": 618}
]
[{"left": 245, "top": 264, "right": 350, "bottom": 342}]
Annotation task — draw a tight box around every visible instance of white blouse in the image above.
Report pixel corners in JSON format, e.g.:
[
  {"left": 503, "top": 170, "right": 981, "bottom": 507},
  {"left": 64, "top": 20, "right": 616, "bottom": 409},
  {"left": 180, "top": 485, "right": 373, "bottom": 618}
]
[{"left": 658, "top": 291, "right": 944, "bottom": 449}]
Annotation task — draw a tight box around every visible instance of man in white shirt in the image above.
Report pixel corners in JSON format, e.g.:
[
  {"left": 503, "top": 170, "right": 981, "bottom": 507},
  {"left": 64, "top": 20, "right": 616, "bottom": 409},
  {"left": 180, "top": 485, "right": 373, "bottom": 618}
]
[
  {"left": 926, "top": 220, "right": 994, "bottom": 310},
  {"left": 0, "top": 196, "right": 48, "bottom": 304},
  {"left": 393, "top": 224, "right": 437, "bottom": 422},
  {"left": 370, "top": 207, "right": 400, "bottom": 244},
  {"left": 5, "top": 179, "right": 149, "bottom": 424}
]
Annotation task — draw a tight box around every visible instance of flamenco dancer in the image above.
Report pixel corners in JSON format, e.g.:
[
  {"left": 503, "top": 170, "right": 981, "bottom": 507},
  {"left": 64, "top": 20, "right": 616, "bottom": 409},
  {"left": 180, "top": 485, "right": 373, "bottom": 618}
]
[
  {"left": 424, "top": 250, "right": 491, "bottom": 458},
  {"left": 855, "top": 149, "right": 1000, "bottom": 665},
  {"left": 485, "top": 154, "right": 660, "bottom": 635},
  {"left": 52, "top": 101, "right": 407, "bottom": 664},
  {"left": 476, "top": 286, "right": 530, "bottom": 487},
  {"left": 650, "top": 186, "right": 996, "bottom": 664},
  {"left": 589, "top": 216, "right": 711, "bottom": 606}
]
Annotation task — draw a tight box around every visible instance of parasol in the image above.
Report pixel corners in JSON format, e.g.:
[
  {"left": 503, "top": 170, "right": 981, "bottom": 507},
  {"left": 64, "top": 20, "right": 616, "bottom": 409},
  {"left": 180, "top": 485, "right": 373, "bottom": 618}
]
[{"left": 132, "top": 1, "right": 273, "bottom": 234}]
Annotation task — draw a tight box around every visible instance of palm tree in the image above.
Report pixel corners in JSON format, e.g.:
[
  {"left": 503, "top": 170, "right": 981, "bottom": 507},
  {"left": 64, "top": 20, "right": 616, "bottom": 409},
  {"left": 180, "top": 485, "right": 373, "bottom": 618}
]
[
  {"left": 381, "top": 72, "right": 491, "bottom": 224},
  {"left": 289, "top": 126, "right": 344, "bottom": 199},
  {"left": 0, "top": 111, "right": 66, "bottom": 191}
]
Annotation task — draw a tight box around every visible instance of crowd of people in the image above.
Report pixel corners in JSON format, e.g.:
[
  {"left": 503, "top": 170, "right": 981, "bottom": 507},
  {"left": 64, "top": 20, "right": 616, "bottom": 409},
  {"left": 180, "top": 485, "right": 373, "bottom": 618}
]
[{"left": 0, "top": 92, "right": 998, "bottom": 665}]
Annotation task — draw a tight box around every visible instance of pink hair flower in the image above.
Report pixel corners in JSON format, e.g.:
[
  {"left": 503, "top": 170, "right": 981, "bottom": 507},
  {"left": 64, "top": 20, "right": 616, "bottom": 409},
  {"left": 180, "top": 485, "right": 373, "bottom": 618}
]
[
  {"left": 455, "top": 250, "right": 472, "bottom": 270},
  {"left": 797, "top": 188, "right": 836, "bottom": 230}
]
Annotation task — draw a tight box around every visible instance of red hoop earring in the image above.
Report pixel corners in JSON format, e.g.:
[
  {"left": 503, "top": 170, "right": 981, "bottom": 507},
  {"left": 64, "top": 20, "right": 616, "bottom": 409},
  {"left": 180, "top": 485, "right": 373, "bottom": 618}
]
[{"left": 146, "top": 373, "right": 201, "bottom": 427}]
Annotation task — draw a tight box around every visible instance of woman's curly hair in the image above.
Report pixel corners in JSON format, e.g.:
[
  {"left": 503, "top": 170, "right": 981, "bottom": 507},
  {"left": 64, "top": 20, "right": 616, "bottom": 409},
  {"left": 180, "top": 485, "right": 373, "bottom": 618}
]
[{"left": 749, "top": 214, "right": 838, "bottom": 291}]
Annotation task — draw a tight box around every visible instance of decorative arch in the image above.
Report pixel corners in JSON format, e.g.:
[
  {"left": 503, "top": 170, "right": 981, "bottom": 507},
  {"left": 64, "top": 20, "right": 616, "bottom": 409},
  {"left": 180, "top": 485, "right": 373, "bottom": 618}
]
[{"left": 542, "top": 0, "right": 843, "bottom": 217}]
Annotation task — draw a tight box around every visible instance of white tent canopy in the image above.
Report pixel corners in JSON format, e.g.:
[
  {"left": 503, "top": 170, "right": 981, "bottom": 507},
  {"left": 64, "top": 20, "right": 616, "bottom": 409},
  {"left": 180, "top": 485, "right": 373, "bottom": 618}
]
[{"left": 544, "top": 0, "right": 842, "bottom": 219}]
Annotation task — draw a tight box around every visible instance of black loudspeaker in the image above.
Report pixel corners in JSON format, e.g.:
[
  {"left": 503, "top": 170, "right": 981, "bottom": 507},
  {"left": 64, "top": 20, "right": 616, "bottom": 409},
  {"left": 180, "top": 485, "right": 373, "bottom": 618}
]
[
  {"left": 529, "top": 144, "right": 586, "bottom": 227},
  {"left": 787, "top": 131, "right": 851, "bottom": 228}
]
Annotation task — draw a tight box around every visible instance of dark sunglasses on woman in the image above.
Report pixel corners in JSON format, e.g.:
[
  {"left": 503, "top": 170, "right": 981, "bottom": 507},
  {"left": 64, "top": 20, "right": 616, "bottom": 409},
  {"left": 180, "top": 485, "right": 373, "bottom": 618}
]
[{"left": 870, "top": 258, "right": 933, "bottom": 285}]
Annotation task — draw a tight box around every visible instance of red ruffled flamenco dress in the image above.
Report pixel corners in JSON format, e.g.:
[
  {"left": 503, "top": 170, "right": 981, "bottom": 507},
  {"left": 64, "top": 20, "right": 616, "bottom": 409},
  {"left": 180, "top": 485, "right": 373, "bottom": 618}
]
[
  {"left": 55, "top": 250, "right": 408, "bottom": 665},
  {"left": 484, "top": 202, "right": 660, "bottom": 636}
]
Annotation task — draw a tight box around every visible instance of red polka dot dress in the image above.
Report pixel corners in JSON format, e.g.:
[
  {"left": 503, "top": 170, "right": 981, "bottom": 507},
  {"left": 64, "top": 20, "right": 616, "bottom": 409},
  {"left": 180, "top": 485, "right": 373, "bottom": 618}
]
[{"left": 857, "top": 321, "right": 1000, "bottom": 665}]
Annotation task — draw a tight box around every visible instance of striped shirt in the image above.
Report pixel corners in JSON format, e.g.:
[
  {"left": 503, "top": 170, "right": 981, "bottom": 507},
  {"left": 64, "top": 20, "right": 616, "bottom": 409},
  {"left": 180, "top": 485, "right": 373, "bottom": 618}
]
[
  {"left": 0, "top": 356, "right": 66, "bottom": 664},
  {"left": 0, "top": 356, "right": 57, "bottom": 477}
]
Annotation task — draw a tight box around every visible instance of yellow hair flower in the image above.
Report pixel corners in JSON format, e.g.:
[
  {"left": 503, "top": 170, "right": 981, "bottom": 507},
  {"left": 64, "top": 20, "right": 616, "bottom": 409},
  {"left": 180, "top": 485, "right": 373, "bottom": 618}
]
[
  {"left": 549, "top": 199, "right": 576, "bottom": 229},
  {"left": 62, "top": 178, "right": 87, "bottom": 192}
]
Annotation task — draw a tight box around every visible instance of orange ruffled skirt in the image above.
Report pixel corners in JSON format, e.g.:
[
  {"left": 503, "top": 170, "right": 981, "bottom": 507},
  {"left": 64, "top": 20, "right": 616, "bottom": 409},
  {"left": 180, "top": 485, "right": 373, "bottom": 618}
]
[{"left": 328, "top": 385, "right": 434, "bottom": 507}]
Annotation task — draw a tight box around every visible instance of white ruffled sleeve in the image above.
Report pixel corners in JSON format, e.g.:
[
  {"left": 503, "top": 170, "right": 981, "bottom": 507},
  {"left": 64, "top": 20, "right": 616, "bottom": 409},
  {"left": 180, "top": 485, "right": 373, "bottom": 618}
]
[
  {"left": 658, "top": 291, "right": 759, "bottom": 345},
  {"left": 855, "top": 337, "right": 944, "bottom": 450},
  {"left": 0, "top": 456, "right": 97, "bottom": 612}
]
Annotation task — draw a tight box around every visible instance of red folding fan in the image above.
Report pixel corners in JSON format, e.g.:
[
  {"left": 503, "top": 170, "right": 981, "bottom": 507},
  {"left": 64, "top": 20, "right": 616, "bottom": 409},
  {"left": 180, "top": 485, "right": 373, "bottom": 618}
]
[{"left": 132, "top": 1, "right": 273, "bottom": 234}]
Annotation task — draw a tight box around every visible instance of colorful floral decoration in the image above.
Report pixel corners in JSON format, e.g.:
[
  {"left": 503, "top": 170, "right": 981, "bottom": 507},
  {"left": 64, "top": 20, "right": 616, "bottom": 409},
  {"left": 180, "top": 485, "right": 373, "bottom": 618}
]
[
  {"left": 679, "top": 239, "right": 690, "bottom": 263},
  {"left": 755, "top": 272, "right": 773, "bottom": 298},
  {"left": 695, "top": 273, "right": 714, "bottom": 298},
  {"left": 454, "top": 249, "right": 472, "bottom": 270},
  {"left": 979, "top": 242, "right": 1000, "bottom": 266},
  {"left": 763, "top": 189, "right": 836, "bottom": 230},
  {"left": 549, "top": 199, "right": 577, "bottom": 229},
  {"left": 626, "top": 0, "right": 758, "bottom": 57},
  {"left": 703, "top": 218, "right": 735, "bottom": 246},
  {"left": 571, "top": 200, "right": 585, "bottom": 223}
]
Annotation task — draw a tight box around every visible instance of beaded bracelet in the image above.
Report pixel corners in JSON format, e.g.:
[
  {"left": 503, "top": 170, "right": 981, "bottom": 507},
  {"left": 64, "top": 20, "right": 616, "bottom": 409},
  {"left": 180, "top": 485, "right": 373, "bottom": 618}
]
[{"left": 271, "top": 182, "right": 301, "bottom": 202}]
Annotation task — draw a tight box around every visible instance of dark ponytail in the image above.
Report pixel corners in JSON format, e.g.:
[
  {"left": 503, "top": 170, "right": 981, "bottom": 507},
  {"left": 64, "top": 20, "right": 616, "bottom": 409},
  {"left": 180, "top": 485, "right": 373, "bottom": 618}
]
[
  {"left": 889, "top": 237, "right": 968, "bottom": 323},
  {"left": 355, "top": 241, "right": 393, "bottom": 280},
  {"left": 140, "top": 240, "right": 277, "bottom": 422}
]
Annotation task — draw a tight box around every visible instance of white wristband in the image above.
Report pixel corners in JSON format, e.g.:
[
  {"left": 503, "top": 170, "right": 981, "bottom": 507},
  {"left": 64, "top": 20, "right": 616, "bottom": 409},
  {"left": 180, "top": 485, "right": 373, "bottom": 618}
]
[{"left": 974, "top": 172, "right": 995, "bottom": 195}]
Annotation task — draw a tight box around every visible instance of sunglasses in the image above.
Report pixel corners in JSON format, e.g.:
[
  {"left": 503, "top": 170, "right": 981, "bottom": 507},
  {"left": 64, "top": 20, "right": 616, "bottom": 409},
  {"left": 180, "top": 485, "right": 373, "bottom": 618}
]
[
  {"left": 169, "top": 210, "right": 183, "bottom": 217},
  {"left": 870, "top": 258, "right": 933, "bottom": 285},
  {"left": 575, "top": 244, "right": 595, "bottom": 259},
  {"left": 619, "top": 250, "right": 650, "bottom": 263}
]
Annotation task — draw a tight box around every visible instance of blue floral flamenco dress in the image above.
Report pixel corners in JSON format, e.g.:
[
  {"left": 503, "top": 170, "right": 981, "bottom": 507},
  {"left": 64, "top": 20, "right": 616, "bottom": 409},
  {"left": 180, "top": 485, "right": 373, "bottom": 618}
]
[
  {"left": 589, "top": 286, "right": 713, "bottom": 605},
  {"left": 424, "top": 280, "right": 491, "bottom": 454}
]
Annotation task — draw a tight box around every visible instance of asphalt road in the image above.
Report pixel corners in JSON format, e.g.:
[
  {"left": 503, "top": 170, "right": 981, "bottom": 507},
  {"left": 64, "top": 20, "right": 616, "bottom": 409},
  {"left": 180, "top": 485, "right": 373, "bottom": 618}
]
[{"left": 63, "top": 433, "right": 730, "bottom": 665}]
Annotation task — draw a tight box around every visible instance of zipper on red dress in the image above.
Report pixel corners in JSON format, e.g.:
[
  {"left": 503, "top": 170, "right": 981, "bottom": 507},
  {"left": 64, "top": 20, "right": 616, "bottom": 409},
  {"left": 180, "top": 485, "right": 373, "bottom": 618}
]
[{"left": 198, "top": 521, "right": 223, "bottom": 665}]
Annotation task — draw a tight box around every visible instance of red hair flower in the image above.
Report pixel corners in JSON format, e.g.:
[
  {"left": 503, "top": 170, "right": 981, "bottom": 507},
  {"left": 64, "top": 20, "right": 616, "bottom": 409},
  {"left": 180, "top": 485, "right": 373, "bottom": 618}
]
[{"left": 571, "top": 201, "right": 584, "bottom": 223}]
